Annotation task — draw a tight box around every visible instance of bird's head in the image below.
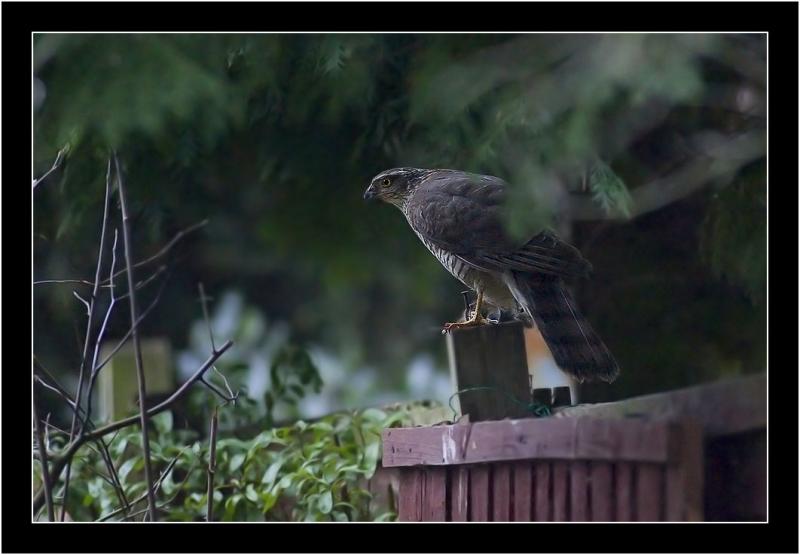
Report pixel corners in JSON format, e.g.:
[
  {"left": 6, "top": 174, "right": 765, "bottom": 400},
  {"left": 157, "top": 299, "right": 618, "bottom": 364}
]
[{"left": 363, "top": 168, "right": 433, "bottom": 207}]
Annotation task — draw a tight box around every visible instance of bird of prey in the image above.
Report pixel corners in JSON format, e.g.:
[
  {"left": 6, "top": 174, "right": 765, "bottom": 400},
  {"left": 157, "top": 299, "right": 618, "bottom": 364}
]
[{"left": 364, "top": 167, "right": 619, "bottom": 383}]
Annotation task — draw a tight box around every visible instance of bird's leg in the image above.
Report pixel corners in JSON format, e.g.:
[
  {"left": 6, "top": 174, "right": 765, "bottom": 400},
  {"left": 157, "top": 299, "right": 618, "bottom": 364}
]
[{"left": 442, "top": 290, "right": 487, "bottom": 334}]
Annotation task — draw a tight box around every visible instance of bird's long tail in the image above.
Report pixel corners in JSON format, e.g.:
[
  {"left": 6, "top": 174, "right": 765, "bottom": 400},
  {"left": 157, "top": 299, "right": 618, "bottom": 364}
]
[{"left": 506, "top": 272, "right": 620, "bottom": 383}]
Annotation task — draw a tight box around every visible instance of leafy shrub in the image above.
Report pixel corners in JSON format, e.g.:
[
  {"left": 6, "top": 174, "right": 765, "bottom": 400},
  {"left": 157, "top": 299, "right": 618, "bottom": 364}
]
[{"left": 56, "top": 401, "right": 406, "bottom": 522}]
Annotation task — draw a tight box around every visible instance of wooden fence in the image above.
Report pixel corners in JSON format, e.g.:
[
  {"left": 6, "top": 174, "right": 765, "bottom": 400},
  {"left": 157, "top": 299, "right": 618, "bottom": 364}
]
[{"left": 381, "top": 373, "right": 765, "bottom": 522}]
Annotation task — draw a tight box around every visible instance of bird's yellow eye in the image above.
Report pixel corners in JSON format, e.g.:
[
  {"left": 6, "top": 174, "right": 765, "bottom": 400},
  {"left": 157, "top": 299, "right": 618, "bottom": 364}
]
[{"left": 382, "top": 178, "right": 391, "bottom": 187}]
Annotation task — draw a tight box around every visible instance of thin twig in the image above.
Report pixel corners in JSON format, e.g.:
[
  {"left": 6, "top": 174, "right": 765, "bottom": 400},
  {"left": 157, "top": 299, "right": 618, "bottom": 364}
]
[
  {"left": 206, "top": 407, "right": 219, "bottom": 522},
  {"left": 89, "top": 229, "right": 119, "bottom": 378},
  {"left": 87, "top": 270, "right": 171, "bottom": 394},
  {"left": 199, "top": 377, "right": 234, "bottom": 403},
  {"left": 40, "top": 417, "right": 73, "bottom": 439},
  {"left": 33, "top": 278, "right": 97, "bottom": 287},
  {"left": 72, "top": 291, "right": 91, "bottom": 315},
  {"left": 213, "top": 367, "right": 236, "bottom": 401},
  {"left": 96, "top": 451, "right": 187, "bottom": 522},
  {"left": 100, "top": 219, "right": 208, "bottom": 286},
  {"left": 198, "top": 283, "right": 236, "bottom": 402},
  {"left": 115, "top": 153, "right": 158, "bottom": 522},
  {"left": 34, "top": 375, "right": 84, "bottom": 420},
  {"left": 32, "top": 145, "right": 67, "bottom": 190},
  {"left": 34, "top": 264, "right": 167, "bottom": 290},
  {"left": 33, "top": 395, "right": 55, "bottom": 521},
  {"left": 118, "top": 462, "right": 198, "bottom": 522},
  {"left": 61, "top": 158, "right": 113, "bottom": 521},
  {"left": 33, "top": 216, "right": 206, "bottom": 288},
  {"left": 81, "top": 229, "right": 119, "bottom": 431},
  {"left": 33, "top": 340, "right": 233, "bottom": 514},
  {"left": 198, "top": 283, "right": 216, "bottom": 352},
  {"left": 95, "top": 438, "right": 131, "bottom": 517}
]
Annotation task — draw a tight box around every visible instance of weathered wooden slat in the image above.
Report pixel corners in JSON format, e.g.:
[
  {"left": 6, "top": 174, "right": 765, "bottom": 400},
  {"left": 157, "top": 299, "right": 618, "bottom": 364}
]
[
  {"left": 397, "top": 468, "right": 423, "bottom": 521},
  {"left": 512, "top": 463, "right": 532, "bottom": 521},
  {"left": 551, "top": 461, "right": 569, "bottom": 521},
  {"left": 534, "top": 462, "right": 551, "bottom": 521},
  {"left": 614, "top": 462, "right": 633, "bottom": 522},
  {"left": 636, "top": 463, "right": 663, "bottom": 521},
  {"left": 570, "top": 461, "right": 589, "bottom": 521},
  {"left": 705, "top": 430, "right": 764, "bottom": 521},
  {"left": 446, "top": 322, "right": 531, "bottom": 421},
  {"left": 491, "top": 463, "right": 511, "bottom": 521},
  {"left": 590, "top": 462, "right": 613, "bottom": 521},
  {"left": 382, "top": 418, "right": 673, "bottom": 467},
  {"left": 575, "top": 418, "right": 670, "bottom": 461},
  {"left": 666, "top": 421, "right": 704, "bottom": 521},
  {"left": 449, "top": 466, "right": 469, "bottom": 521},
  {"left": 422, "top": 467, "right": 447, "bottom": 521},
  {"left": 469, "top": 465, "right": 491, "bottom": 521},
  {"left": 554, "top": 373, "right": 765, "bottom": 439}
]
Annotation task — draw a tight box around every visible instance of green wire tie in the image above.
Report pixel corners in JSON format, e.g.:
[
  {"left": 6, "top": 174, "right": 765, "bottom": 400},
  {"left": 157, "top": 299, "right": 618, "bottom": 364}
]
[{"left": 448, "top": 385, "right": 551, "bottom": 422}]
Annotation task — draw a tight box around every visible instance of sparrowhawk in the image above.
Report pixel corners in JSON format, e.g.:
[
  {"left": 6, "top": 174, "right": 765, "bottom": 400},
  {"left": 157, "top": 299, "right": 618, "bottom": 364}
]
[{"left": 364, "top": 167, "right": 619, "bottom": 383}]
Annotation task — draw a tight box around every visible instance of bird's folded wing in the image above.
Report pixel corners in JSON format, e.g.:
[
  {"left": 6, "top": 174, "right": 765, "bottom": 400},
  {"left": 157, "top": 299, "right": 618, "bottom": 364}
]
[{"left": 407, "top": 171, "right": 591, "bottom": 278}]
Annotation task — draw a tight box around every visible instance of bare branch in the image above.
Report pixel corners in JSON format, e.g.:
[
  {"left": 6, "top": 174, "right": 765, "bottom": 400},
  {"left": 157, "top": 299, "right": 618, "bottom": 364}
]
[
  {"left": 199, "top": 376, "right": 235, "bottom": 403},
  {"left": 198, "top": 283, "right": 236, "bottom": 401},
  {"left": 33, "top": 217, "right": 206, "bottom": 288},
  {"left": 33, "top": 395, "right": 55, "bottom": 521},
  {"left": 34, "top": 375, "right": 83, "bottom": 419},
  {"left": 34, "top": 264, "right": 166, "bottom": 290},
  {"left": 100, "top": 219, "right": 209, "bottom": 286},
  {"left": 32, "top": 145, "right": 68, "bottom": 190},
  {"left": 215, "top": 369, "right": 237, "bottom": 403},
  {"left": 71, "top": 291, "right": 91, "bottom": 316},
  {"left": 115, "top": 153, "right": 158, "bottom": 522},
  {"left": 85, "top": 270, "right": 171, "bottom": 408},
  {"left": 94, "top": 438, "right": 131, "bottom": 518},
  {"left": 61, "top": 158, "right": 114, "bottom": 521},
  {"left": 80, "top": 229, "right": 120, "bottom": 432},
  {"left": 206, "top": 408, "right": 219, "bottom": 521},
  {"left": 198, "top": 283, "right": 216, "bottom": 352},
  {"left": 34, "top": 278, "right": 97, "bottom": 287},
  {"left": 118, "top": 462, "right": 198, "bottom": 522},
  {"left": 96, "top": 450, "right": 186, "bottom": 522},
  {"left": 34, "top": 340, "right": 233, "bottom": 514}
]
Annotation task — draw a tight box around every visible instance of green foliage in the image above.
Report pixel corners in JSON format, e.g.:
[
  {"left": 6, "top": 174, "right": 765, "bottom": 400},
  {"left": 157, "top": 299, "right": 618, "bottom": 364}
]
[
  {"left": 34, "top": 33, "right": 766, "bottom": 436},
  {"left": 46, "top": 337, "right": 409, "bottom": 522},
  {"left": 700, "top": 164, "right": 766, "bottom": 305},
  {"left": 265, "top": 345, "right": 323, "bottom": 426},
  {"left": 51, "top": 405, "right": 405, "bottom": 522},
  {"left": 588, "top": 159, "right": 633, "bottom": 219}
]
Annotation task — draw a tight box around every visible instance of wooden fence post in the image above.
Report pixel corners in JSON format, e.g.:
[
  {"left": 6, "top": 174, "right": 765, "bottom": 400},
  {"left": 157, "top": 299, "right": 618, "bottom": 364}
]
[{"left": 446, "top": 322, "right": 531, "bottom": 421}]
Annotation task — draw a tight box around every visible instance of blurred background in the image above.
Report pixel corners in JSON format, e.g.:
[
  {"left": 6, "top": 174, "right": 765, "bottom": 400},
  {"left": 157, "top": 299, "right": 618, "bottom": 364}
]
[{"left": 33, "top": 33, "right": 766, "bottom": 429}]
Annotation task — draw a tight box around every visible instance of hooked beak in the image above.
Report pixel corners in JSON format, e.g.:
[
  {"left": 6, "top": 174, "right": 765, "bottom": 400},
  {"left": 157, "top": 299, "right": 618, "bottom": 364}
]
[{"left": 363, "top": 185, "right": 378, "bottom": 202}]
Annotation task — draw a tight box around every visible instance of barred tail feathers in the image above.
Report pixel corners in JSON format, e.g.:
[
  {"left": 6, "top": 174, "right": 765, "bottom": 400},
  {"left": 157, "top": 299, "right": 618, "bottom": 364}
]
[{"left": 504, "top": 272, "right": 620, "bottom": 383}]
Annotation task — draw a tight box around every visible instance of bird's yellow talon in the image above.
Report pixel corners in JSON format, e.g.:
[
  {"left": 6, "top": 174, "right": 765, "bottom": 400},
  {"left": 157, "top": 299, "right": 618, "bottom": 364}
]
[{"left": 441, "top": 297, "right": 487, "bottom": 334}]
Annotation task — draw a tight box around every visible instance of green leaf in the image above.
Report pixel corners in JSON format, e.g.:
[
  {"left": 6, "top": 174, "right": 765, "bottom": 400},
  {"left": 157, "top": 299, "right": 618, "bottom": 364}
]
[
  {"left": 363, "top": 441, "right": 381, "bottom": 469},
  {"left": 229, "top": 453, "right": 246, "bottom": 472},
  {"left": 317, "top": 490, "right": 333, "bottom": 514},
  {"left": 224, "top": 494, "right": 242, "bottom": 521},
  {"left": 151, "top": 411, "right": 173, "bottom": 434},
  {"left": 245, "top": 483, "right": 259, "bottom": 503},
  {"left": 588, "top": 159, "right": 632, "bottom": 218},
  {"left": 261, "top": 460, "right": 284, "bottom": 486},
  {"left": 261, "top": 491, "right": 278, "bottom": 514},
  {"left": 118, "top": 458, "right": 137, "bottom": 482},
  {"left": 360, "top": 408, "right": 387, "bottom": 422}
]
